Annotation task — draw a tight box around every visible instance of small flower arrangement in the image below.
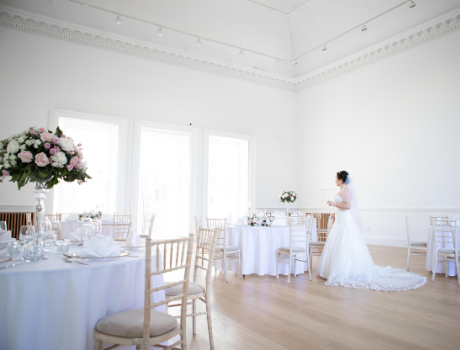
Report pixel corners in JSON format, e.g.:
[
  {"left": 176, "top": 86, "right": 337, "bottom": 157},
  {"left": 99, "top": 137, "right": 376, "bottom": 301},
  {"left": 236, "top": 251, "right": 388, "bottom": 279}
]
[
  {"left": 0, "top": 126, "right": 91, "bottom": 189},
  {"left": 247, "top": 214, "right": 275, "bottom": 227},
  {"left": 79, "top": 210, "right": 102, "bottom": 221},
  {"left": 279, "top": 189, "right": 297, "bottom": 203}
]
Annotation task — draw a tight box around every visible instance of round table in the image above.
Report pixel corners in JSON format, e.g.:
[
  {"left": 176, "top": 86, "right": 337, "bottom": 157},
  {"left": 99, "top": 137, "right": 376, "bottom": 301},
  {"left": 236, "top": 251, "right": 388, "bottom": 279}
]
[
  {"left": 0, "top": 244, "right": 164, "bottom": 350},
  {"left": 219, "top": 221, "right": 318, "bottom": 276},
  {"left": 426, "top": 224, "right": 459, "bottom": 276}
]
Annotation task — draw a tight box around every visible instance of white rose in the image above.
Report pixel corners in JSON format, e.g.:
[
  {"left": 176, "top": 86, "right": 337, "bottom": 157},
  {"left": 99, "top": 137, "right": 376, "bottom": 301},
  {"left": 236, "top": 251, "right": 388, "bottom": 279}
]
[
  {"left": 25, "top": 140, "right": 35, "bottom": 146},
  {"left": 81, "top": 161, "right": 88, "bottom": 172},
  {"left": 33, "top": 140, "right": 41, "bottom": 149},
  {"left": 6, "top": 140, "right": 19, "bottom": 154},
  {"left": 17, "top": 136, "right": 25, "bottom": 143},
  {"left": 4, "top": 161, "right": 10, "bottom": 169},
  {"left": 51, "top": 151, "right": 67, "bottom": 168},
  {"left": 4, "top": 153, "right": 9, "bottom": 160},
  {"left": 19, "top": 144, "right": 26, "bottom": 150},
  {"left": 59, "top": 138, "right": 74, "bottom": 152}
]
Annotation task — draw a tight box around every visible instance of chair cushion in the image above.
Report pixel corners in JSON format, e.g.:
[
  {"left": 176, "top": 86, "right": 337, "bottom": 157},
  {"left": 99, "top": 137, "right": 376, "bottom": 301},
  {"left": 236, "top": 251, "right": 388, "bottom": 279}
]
[
  {"left": 438, "top": 248, "right": 458, "bottom": 254},
  {"left": 279, "top": 246, "right": 306, "bottom": 253},
  {"left": 309, "top": 242, "right": 325, "bottom": 247},
  {"left": 410, "top": 241, "right": 427, "bottom": 247},
  {"left": 165, "top": 282, "right": 205, "bottom": 296},
  {"left": 96, "top": 309, "right": 178, "bottom": 338},
  {"left": 215, "top": 245, "right": 239, "bottom": 252}
]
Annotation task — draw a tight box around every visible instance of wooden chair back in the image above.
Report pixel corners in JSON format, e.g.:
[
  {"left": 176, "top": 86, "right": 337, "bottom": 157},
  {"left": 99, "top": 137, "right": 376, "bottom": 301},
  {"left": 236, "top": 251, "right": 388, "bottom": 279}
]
[
  {"left": 101, "top": 223, "right": 132, "bottom": 241},
  {"left": 206, "top": 218, "right": 227, "bottom": 253},
  {"left": 113, "top": 214, "right": 132, "bottom": 224},
  {"left": 144, "top": 234, "right": 194, "bottom": 350},
  {"left": 313, "top": 213, "right": 321, "bottom": 229},
  {"left": 194, "top": 228, "right": 219, "bottom": 283},
  {"left": 430, "top": 216, "right": 448, "bottom": 225},
  {"left": 146, "top": 214, "right": 155, "bottom": 238},
  {"left": 289, "top": 217, "right": 313, "bottom": 252},
  {"left": 432, "top": 219, "right": 458, "bottom": 251},
  {"left": 45, "top": 213, "right": 61, "bottom": 222},
  {"left": 195, "top": 216, "right": 202, "bottom": 234}
]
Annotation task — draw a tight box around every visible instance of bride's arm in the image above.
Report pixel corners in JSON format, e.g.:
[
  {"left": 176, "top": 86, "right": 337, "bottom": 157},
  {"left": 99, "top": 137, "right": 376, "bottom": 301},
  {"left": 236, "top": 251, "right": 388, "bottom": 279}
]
[
  {"left": 330, "top": 201, "right": 351, "bottom": 210},
  {"left": 327, "top": 186, "right": 352, "bottom": 210}
]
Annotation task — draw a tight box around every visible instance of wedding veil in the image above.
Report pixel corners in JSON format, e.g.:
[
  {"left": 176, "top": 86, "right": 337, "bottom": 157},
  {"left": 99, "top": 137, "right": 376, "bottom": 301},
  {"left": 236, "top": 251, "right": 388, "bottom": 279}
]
[{"left": 343, "top": 176, "right": 363, "bottom": 231}]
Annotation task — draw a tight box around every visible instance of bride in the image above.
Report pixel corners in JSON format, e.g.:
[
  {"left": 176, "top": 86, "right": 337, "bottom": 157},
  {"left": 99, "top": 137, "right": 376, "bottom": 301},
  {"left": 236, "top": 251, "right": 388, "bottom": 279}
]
[{"left": 317, "top": 171, "right": 426, "bottom": 291}]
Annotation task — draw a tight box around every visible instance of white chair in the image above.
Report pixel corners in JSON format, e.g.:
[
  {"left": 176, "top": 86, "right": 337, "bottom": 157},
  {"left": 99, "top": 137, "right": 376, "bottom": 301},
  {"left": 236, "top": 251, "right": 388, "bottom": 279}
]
[
  {"left": 102, "top": 222, "right": 131, "bottom": 241},
  {"left": 93, "top": 234, "right": 194, "bottom": 350},
  {"left": 276, "top": 217, "right": 313, "bottom": 283},
  {"left": 166, "top": 227, "right": 219, "bottom": 350},
  {"left": 309, "top": 214, "right": 334, "bottom": 263},
  {"left": 289, "top": 211, "right": 304, "bottom": 217},
  {"left": 405, "top": 216, "right": 427, "bottom": 271},
  {"left": 431, "top": 219, "right": 459, "bottom": 285},
  {"left": 206, "top": 218, "right": 241, "bottom": 282},
  {"left": 113, "top": 214, "right": 132, "bottom": 224}
]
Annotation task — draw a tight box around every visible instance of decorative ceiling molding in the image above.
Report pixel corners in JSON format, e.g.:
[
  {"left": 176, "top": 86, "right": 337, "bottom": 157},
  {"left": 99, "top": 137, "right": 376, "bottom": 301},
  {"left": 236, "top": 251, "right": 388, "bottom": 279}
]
[
  {"left": 0, "top": 5, "right": 459, "bottom": 92},
  {"left": 0, "top": 7, "right": 296, "bottom": 91},
  {"left": 293, "top": 8, "right": 460, "bottom": 91}
]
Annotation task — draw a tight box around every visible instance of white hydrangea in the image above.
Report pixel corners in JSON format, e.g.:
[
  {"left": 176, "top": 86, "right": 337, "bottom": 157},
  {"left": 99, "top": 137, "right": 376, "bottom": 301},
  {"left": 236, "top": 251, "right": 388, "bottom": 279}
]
[{"left": 51, "top": 151, "right": 67, "bottom": 168}]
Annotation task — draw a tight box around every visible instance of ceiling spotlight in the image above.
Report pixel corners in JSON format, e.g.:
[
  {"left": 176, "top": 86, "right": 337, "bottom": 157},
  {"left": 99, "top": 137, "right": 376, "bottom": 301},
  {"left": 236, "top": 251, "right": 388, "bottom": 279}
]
[
  {"left": 196, "top": 38, "right": 202, "bottom": 47},
  {"left": 157, "top": 27, "right": 164, "bottom": 37},
  {"left": 115, "top": 15, "right": 122, "bottom": 25},
  {"left": 292, "top": 59, "right": 298, "bottom": 65},
  {"left": 322, "top": 45, "right": 327, "bottom": 51},
  {"left": 409, "top": 1, "right": 416, "bottom": 8},
  {"left": 239, "top": 50, "right": 244, "bottom": 57},
  {"left": 361, "top": 24, "right": 367, "bottom": 31},
  {"left": 275, "top": 59, "right": 280, "bottom": 65}
]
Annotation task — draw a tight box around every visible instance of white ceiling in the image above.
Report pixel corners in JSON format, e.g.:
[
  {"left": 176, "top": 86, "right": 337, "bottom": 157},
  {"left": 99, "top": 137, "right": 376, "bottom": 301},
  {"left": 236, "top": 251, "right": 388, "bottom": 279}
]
[{"left": 1, "top": 0, "right": 460, "bottom": 78}]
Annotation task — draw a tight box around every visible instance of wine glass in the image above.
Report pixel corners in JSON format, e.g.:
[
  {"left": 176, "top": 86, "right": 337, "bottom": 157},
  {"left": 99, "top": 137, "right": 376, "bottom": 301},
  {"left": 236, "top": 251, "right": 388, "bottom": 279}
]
[
  {"left": 0, "top": 221, "right": 7, "bottom": 233},
  {"left": 19, "top": 225, "right": 35, "bottom": 244}
]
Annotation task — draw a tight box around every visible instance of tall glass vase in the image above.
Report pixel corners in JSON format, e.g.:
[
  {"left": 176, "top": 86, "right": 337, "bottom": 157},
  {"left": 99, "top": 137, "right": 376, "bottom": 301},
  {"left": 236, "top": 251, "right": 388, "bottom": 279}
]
[
  {"left": 33, "top": 181, "right": 49, "bottom": 237},
  {"left": 285, "top": 201, "right": 290, "bottom": 217}
]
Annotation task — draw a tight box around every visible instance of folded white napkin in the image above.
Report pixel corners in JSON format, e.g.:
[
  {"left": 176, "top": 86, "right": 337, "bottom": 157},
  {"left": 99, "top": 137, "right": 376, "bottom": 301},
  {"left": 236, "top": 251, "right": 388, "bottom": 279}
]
[
  {"left": 81, "top": 234, "right": 121, "bottom": 258},
  {"left": 126, "top": 229, "right": 142, "bottom": 246},
  {"left": 100, "top": 213, "right": 113, "bottom": 221},
  {"left": 70, "top": 228, "right": 84, "bottom": 241},
  {"left": 0, "top": 231, "right": 12, "bottom": 243}
]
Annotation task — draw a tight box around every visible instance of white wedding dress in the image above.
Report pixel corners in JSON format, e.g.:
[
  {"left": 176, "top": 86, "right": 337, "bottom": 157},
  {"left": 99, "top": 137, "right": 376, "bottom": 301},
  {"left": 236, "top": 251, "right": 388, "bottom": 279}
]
[{"left": 317, "top": 192, "right": 426, "bottom": 291}]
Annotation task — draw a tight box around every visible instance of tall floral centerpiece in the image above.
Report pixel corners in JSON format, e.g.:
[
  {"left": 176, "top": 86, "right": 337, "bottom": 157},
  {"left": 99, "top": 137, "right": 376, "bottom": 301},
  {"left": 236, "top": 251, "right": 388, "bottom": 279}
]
[
  {"left": 279, "top": 189, "right": 297, "bottom": 216},
  {"left": 0, "top": 126, "right": 91, "bottom": 236}
]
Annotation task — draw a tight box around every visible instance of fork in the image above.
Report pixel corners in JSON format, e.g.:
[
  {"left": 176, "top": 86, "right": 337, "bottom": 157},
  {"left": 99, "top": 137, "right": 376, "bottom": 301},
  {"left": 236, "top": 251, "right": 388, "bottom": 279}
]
[{"left": 62, "top": 257, "right": 88, "bottom": 265}]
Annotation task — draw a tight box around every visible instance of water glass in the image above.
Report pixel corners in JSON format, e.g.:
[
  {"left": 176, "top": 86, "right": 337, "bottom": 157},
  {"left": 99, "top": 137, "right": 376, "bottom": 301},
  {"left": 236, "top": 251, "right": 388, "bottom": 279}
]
[
  {"left": 7, "top": 241, "right": 21, "bottom": 257},
  {"left": 81, "top": 224, "right": 93, "bottom": 241},
  {"left": 92, "top": 220, "right": 102, "bottom": 235},
  {"left": 56, "top": 240, "right": 69, "bottom": 254},
  {"left": 23, "top": 239, "right": 43, "bottom": 262},
  {"left": 19, "top": 226, "right": 35, "bottom": 243},
  {"left": 0, "top": 221, "right": 7, "bottom": 232}
]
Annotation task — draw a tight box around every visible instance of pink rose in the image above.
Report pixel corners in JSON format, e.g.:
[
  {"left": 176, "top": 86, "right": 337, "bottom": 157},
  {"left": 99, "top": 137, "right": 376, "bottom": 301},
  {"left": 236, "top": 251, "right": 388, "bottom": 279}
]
[
  {"left": 29, "top": 130, "right": 36, "bottom": 135},
  {"left": 66, "top": 165, "right": 73, "bottom": 171},
  {"left": 2, "top": 170, "right": 9, "bottom": 177},
  {"left": 41, "top": 132, "right": 55, "bottom": 142},
  {"left": 18, "top": 151, "right": 33, "bottom": 163},
  {"left": 39, "top": 127, "right": 45, "bottom": 132},
  {"left": 53, "top": 146, "right": 60, "bottom": 151},
  {"left": 35, "top": 152, "right": 49, "bottom": 167},
  {"left": 76, "top": 164, "right": 82, "bottom": 169},
  {"left": 48, "top": 158, "right": 52, "bottom": 163},
  {"left": 62, "top": 134, "right": 66, "bottom": 138},
  {"left": 50, "top": 149, "right": 56, "bottom": 155},
  {"left": 53, "top": 138, "right": 60, "bottom": 144},
  {"left": 77, "top": 143, "right": 82, "bottom": 147},
  {"left": 44, "top": 143, "right": 51, "bottom": 149}
]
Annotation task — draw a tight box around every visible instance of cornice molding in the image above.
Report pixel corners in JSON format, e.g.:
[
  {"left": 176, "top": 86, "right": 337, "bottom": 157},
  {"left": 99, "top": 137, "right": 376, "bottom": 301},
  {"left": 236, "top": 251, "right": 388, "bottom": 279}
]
[
  {"left": 293, "top": 8, "right": 460, "bottom": 91},
  {"left": 0, "top": 6, "right": 459, "bottom": 92},
  {"left": 0, "top": 6, "right": 296, "bottom": 91}
]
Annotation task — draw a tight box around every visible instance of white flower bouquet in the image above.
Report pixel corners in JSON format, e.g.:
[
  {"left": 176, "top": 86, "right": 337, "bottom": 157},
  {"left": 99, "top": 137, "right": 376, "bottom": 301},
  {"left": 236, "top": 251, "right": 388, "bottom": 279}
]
[
  {"left": 247, "top": 214, "right": 275, "bottom": 227},
  {"left": 79, "top": 210, "right": 102, "bottom": 221},
  {"left": 279, "top": 189, "right": 297, "bottom": 203},
  {"left": 0, "top": 126, "right": 91, "bottom": 189}
]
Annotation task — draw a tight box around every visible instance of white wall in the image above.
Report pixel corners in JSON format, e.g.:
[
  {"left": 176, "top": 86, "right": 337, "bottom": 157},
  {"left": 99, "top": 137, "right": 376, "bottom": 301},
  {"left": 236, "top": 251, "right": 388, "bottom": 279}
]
[
  {"left": 296, "top": 30, "right": 460, "bottom": 246},
  {"left": 0, "top": 27, "right": 297, "bottom": 213}
]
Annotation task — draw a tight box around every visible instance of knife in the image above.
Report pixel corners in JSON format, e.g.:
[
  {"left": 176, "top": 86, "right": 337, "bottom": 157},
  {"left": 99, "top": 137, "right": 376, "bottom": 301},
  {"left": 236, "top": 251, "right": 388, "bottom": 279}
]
[{"left": 0, "top": 263, "right": 23, "bottom": 270}]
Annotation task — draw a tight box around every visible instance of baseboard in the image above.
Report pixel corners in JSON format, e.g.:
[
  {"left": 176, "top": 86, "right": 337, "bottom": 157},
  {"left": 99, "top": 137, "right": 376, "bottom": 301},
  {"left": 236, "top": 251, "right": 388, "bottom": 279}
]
[{"left": 363, "top": 235, "right": 410, "bottom": 248}]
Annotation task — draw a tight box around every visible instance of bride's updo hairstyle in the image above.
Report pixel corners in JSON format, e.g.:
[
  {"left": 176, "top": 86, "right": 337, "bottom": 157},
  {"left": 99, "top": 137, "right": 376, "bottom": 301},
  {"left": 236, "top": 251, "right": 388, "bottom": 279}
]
[{"left": 337, "top": 170, "right": 349, "bottom": 184}]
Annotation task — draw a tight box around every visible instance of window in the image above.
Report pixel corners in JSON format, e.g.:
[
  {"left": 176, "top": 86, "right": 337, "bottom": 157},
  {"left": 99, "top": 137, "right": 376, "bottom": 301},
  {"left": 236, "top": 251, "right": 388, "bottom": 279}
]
[
  {"left": 51, "top": 110, "right": 130, "bottom": 216},
  {"left": 204, "top": 131, "right": 255, "bottom": 218}
]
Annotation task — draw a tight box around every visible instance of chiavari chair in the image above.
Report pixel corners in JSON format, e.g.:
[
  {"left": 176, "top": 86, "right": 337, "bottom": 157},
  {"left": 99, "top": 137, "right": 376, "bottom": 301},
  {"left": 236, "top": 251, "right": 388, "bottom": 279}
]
[
  {"left": 405, "top": 216, "right": 427, "bottom": 271},
  {"left": 113, "top": 214, "right": 132, "bottom": 224},
  {"left": 206, "top": 218, "right": 241, "bottom": 282},
  {"left": 93, "top": 234, "right": 195, "bottom": 350},
  {"left": 166, "top": 228, "right": 219, "bottom": 350},
  {"left": 277, "top": 217, "right": 313, "bottom": 283},
  {"left": 309, "top": 214, "right": 334, "bottom": 264},
  {"left": 431, "top": 219, "right": 459, "bottom": 285},
  {"left": 101, "top": 223, "right": 131, "bottom": 241}
]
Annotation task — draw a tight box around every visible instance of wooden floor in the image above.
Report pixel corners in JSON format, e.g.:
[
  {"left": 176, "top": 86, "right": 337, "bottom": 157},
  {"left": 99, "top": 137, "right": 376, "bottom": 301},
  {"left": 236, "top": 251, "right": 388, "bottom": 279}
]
[{"left": 172, "top": 245, "right": 460, "bottom": 350}]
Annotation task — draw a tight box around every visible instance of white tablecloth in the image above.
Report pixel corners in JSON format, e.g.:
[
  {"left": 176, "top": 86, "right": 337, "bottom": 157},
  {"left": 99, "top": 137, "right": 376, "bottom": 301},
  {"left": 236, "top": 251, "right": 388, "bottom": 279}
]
[
  {"left": 218, "top": 221, "right": 317, "bottom": 276},
  {"left": 61, "top": 220, "right": 114, "bottom": 239},
  {"left": 426, "top": 225, "right": 459, "bottom": 276},
  {"left": 0, "top": 245, "right": 165, "bottom": 350}
]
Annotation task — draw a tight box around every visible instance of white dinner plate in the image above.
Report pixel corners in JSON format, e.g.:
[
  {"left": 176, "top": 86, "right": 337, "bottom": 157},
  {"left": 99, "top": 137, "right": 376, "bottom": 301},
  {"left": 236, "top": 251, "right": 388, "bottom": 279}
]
[{"left": 64, "top": 251, "right": 130, "bottom": 262}]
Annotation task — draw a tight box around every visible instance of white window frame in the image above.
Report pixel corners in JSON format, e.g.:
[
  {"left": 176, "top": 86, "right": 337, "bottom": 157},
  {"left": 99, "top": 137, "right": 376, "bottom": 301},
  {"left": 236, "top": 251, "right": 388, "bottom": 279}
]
[
  {"left": 131, "top": 119, "right": 201, "bottom": 234},
  {"left": 202, "top": 129, "right": 256, "bottom": 219},
  {"left": 49, "top": 109, "right": 133, "bottom": 215}
]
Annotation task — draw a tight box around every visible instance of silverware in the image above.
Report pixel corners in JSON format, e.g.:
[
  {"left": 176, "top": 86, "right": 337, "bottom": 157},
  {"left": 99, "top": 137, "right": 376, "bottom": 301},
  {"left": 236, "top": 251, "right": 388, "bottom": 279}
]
[
  {"left": 0, "top": 263, "right": 23, "bottom": 270},
  {"left": 62, "top": 257, "right": 88, "bottom": 265},
  {"left": 123, "top": 255, "right": 140, "bottom": 258}
]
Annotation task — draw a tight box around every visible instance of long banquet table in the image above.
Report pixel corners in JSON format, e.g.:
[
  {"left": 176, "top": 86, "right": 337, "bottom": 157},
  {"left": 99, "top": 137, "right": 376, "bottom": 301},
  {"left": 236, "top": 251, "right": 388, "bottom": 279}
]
[
  {"left": 0, "top": 244, "right": 164, "bottom": 350},
  {"left": 426, "top": 224, "right": 459, "bottom": 276},
  {"left": 217, "top": 221, "right": 318, "bottom": 276}
]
